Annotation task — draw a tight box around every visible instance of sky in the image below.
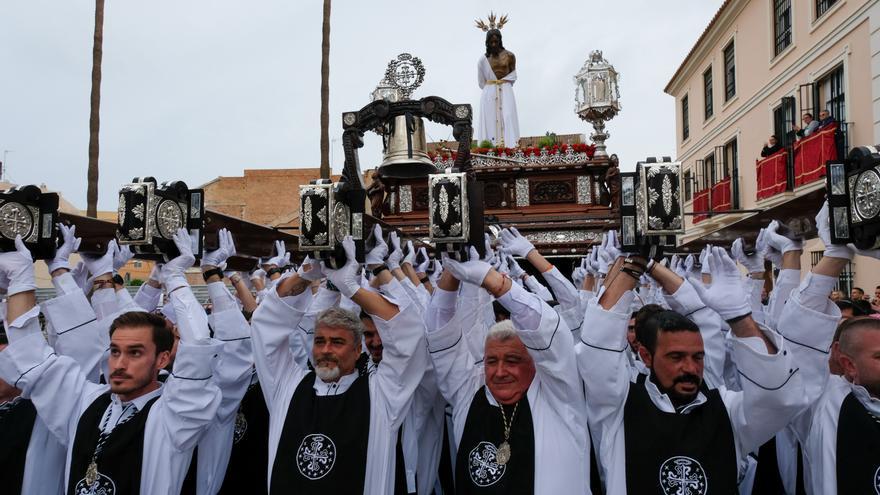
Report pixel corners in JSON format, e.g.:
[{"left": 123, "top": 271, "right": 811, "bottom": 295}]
[{"left": 0, "top": 0, "right": 723, "bottom": 211}]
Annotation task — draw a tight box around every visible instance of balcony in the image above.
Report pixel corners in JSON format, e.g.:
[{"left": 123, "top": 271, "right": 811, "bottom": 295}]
[{"left": 756, "top": 122, "right": 848, "bottom": 202}]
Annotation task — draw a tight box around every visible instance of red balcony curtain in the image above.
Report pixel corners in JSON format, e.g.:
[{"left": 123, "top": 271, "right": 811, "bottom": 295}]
[
  {"left": 756, "top": 150, "right": 788, "bottom": 200},
  {"left": 693, "top": 188, "right": 710, "bottom": 224},
  {"left": 793, "top": 124, "right": 837, "bottom": 188},
  {"left": 711, "top": 177, "right": 732, "bottom": 212}
]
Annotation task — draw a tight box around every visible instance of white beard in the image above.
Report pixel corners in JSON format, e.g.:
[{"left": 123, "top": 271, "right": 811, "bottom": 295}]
[{"left": 315, "top": 365, "right": 341, "bottom": 382}]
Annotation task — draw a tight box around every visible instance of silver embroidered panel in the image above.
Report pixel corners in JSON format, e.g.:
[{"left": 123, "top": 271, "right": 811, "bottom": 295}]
[
  {"left": 399, "top": 185, "right": 413, "bottom": 213},
  {"left": 515, "top": 178, "right": 529, "bottom": 207},
  {"left": 577, "top": 176, "right": 592, "bottom": 204},
  {"left": 332, "top": 202, "right": 351, "bottom": 243},
  {"left": 524, "top": 230, "right": 602, "bottom": 244},
  {"left": 155, "top": 199, "right": 185, "bottom": 239}
]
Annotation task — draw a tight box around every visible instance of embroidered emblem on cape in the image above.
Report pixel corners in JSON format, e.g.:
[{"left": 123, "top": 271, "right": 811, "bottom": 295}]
[
  {"left": 74, "top": 470, "right": 116, "bottom": 495},
  {"left": 874, "top": 465, "right": 880, "bottom": 494},
  {"left": 296, "top": 433, "right": 337, "bottom": 480},
  {"left": 659, "top": 456, "right": 707, "bottom": 495},
  {"left": 468, "top": 441, "right": 506, "bottom": 487},
  {"left": 233, "top": 410, "right": 248, "bottom": 444}
]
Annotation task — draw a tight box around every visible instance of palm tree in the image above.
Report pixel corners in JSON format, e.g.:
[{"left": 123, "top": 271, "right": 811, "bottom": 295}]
[
  {"left": 86, "top": 0, "right": 105, "bottom": 217},
  {"left": 319, "top": 0, "right": 331, "bottom": 179}
]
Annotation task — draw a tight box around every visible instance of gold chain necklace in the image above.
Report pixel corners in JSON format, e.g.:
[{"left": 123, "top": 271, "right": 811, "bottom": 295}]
[{"left": 496, "top": 401, "right": 518, "bottom": 466}]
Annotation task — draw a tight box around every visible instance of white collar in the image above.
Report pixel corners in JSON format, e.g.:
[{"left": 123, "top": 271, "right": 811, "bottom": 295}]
[
  {"left": 112, "top": 383, "right": 163, "bottom": 411},
  {"left": 850, "top": 382, "right": 880, "bottom": 417},
  {"left": 313, "top": 370, "right": 359, "bottom": 396},
  {"left": 643, "top": 372, "right": 707, "bottom": 414}
]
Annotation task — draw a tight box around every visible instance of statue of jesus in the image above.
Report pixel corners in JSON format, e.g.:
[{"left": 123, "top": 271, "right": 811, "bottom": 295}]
[{"left": 476, "top": 14, "right": 520, "bottom": 148}]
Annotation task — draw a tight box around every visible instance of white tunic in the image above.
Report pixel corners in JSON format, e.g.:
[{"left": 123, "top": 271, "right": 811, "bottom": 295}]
[
  {"left": 577, "top": 290, "right": 806, "bottom": 494},
  {"left": 427, "top": 282, "right": 590, "bottom": 494},
  {"left": 251, "top": 281, "right": 428, "bottom": 494},
  {"left": 477, "top": 55, "right": 520, "bottom": 148}
]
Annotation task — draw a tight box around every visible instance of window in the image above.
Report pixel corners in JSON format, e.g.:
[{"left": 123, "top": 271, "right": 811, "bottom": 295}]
[
  {"left": 816, "top": 65, "right": 845, "bottom": 123},
  {"left": 684, "top": 169, "right": 693, "bottom": 201},
  {"left": 724, "top": 138, "right": 740, "bottom": 208},
  {"left": 723, "top": 41, "right": 736, "bottom": 101},
  {"left": 773, "top": 96, "right": 796, "bottom": 147},
  {"left": 816, "top": 0, "right": 839, "bottom": 19},
  {"left": 682, "top": 95, "right": 690, "bottom": 141},
  {"left": 133, "top": 261, "right": 143, "bottom": 268},
  {"left": 774, "top": 0, "right": 792, "bottom": 56},
  {"left": 703, "top": 153, "right": 715, "bottom": 187},
  {"left": 703, "top": 67, "right": 713, "bottom": 120}
]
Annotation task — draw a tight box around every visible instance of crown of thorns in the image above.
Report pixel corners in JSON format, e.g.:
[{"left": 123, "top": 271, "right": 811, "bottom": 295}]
[{"left": 475, "top": 12, "right": 509, "bottom": 32}]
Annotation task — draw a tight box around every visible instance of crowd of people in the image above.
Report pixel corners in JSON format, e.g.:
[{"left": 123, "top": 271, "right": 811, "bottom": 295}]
[{"left": 0, "top": 199, "right": 878, "bottom": 494}]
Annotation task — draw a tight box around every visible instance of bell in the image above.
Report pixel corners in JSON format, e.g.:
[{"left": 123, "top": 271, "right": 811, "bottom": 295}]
[{"left": 378, "top": 114, "right": 438, "bottom": 179}]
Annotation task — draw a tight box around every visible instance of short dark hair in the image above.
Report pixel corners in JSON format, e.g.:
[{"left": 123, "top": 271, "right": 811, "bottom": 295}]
[
  {"left": 639, "top": 310, "right": 700, "bottom": 354},
  {"left": 770, "top": 134, "right": 779, "bottom": 141},
  {"left": 803, "top": 112, "right": 813, "bottom": 119},
  {"left": 633, "top": 304, "right": 665, "bottom": 345},
  {"left": 853, "top": 287, "right": 865, "bottom": 294},
  {"left": 837, "top": 316, "right": 880, "bottom": 355},
  {"left": 109, "top": 311, "right": 173, "bottom": 354},
  {"left": 0, "top": 331, "right": 7, "bottom": 346}
]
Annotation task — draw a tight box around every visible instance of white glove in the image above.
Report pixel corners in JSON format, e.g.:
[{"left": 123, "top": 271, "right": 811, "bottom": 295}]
[
  {"left": 816, "top": 201, "right": 853, "bottom": 260},
  {"left": 756, "top": 228, "right": 782, "bottom": 268},
  {"left": 499, "top": 227, "right": 536, "bottom": 258},
  {"left": 323, "top": 236, "right": 362, "bottom": 298},
  {"left": 265, "top": 240, "right": 290, "bottom": 267},
  {"left": 684, "top": 254, "right": 697, "bottom": 278},
  {"left": 71, "top": 261, "right": 90, "bottom": 291},
  {"left": 47, "top": 223, "right": 81, "bottom": 273},
  {"left": 297, "top": 256, "right": 325, "bottom": 282},
  {"left": 482, "top": 233, "right": 496, "bottom": 263},
  {"left": 250, "top": 268, "right": 266, "bottom": 283},
  {"left": 699, "top": 245, "right": 712, "bottom": 275},
  {"left": 585, "top": 248, "right": 600, "bottom": 277},
  {"left": 669, "top": 255, "right": 685, "bottom": 278},
  {"left": 202, "top": 228, "right": 237, "bottom": 267},
  {"left": 731, "top": 238, "right": 765, "bottom": 273},
  {"left": 113, "top": 244, "right": 135, "bottom": 271},
  {"left": 764, "top": 220, "right": 803, "bottom": 254},
  {"left": 159, "top": 229, "right": 196, "bottom": 293},
  {"left": 597, "top": 231, "right": 622, "bottom": 275},
  {"left": 571, "top": 266, "right": 586, "bottom": 288},
  {"left": 428, "top": 260, "right": 443, "bottom": 286},
  {"left": 415, "top": 247, "right": 430, "bottom": 273},
  {"left": 497, "top": 255, "right": 510, "bottom": 275},
  {"left": 386, "top": 232, "right": 403, "bottom": 270},
  {"left": 443, "top": 250, "right": 493, "bottom": 286},
  {"left": 402, "top": 241, "right": 416, "bottom": 266},
  {"left": 0, "top": 236, "right": 36, "bottom": 296},
  {"left": 365, "top": 224, "right": 388, "bottom": 265},
  {"left": 507, "top": 256, "right": 526, "bottom": 279},
  {"left": 692, "top": 247, "right": 751, "bottom": 321},
  {"left": 82, "top": 239, "right": 118, "bottom": 278}
]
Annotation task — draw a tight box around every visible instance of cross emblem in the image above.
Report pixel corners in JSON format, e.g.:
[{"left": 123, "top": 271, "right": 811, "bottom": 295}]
[
  {"left": 395, "top": 64, "right": 415, "bottom": 86},
  {"left": 303, "top": 437, "right": 330, "bottom": 472},
  {"left": 468, "top": 442, "right": 505, "bottom": 486},
  {"left": 3, "top": 206, "right": 29, "bottom": 234},
  {"left": 664, "top": 458, "right": 703, "bottom": 495}
]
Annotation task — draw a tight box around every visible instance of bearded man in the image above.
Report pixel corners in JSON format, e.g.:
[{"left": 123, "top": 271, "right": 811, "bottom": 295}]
[{"left": 251, "top": 236, "right": 428, "bottom": 494}]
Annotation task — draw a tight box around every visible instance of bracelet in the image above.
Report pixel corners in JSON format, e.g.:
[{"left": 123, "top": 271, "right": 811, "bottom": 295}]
[
  {"left": 624, "top": 257, "right": 648, "bottom": 271},
  {"left": 371, "top": 264, "right": 389, "bottom": 277},
  {"left": 266, "top": 267, "right": 282, "bottom": 277},
  {"left": 419, "top": 276, "right": 430, "bottom": 284},
  {"left": 619, "top": 266, "right": 644, "bottom": 281},
  {"left": 202, "top": 267, "right": 224, "bottom": 282}
]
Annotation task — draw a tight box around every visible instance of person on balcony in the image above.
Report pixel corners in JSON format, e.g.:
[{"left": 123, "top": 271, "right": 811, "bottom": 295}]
[
  {"left": 761, "top": 135, "right": 783, "bottom": 157},
  {"left": 794, "top": 113, "right": 820, "bottom": 139},
  {"left": 817, "top": 109, "right": 837, "bottom": 129}
]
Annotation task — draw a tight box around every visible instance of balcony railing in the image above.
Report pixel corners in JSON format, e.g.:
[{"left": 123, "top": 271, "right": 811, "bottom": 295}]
[
  {"left": 693, "top": 188, "right": 711, "bottom": 224},
  {"left": 711, "top": 177, "right": 732, "bottom": 212},
  {"left": 755, "top": 122, "right": 850, "bottom": 201}
]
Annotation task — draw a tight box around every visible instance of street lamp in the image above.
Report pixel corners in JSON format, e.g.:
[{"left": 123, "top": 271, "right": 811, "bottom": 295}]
[{"left": 574, "top": 50, "right": 621, "bottom": 159}]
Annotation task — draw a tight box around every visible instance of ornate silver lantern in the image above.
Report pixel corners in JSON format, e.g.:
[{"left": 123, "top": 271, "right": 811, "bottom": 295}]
[
  {"left": 116, "top": 177, "right": 204, "bottom": 261},
  {"left": 574, "top": 50, "right": 621, "bottom": 159},
  {"left": 619, "top": 157, "right": 683, "bottom": 255},
  {"left": 0, "top": 185, "right": 58, "bottom": 259}
]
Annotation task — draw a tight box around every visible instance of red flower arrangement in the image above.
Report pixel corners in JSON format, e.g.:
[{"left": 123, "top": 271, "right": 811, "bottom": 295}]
[{"left": 429, "top": 143, "right": 597, "bottom": 162}]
